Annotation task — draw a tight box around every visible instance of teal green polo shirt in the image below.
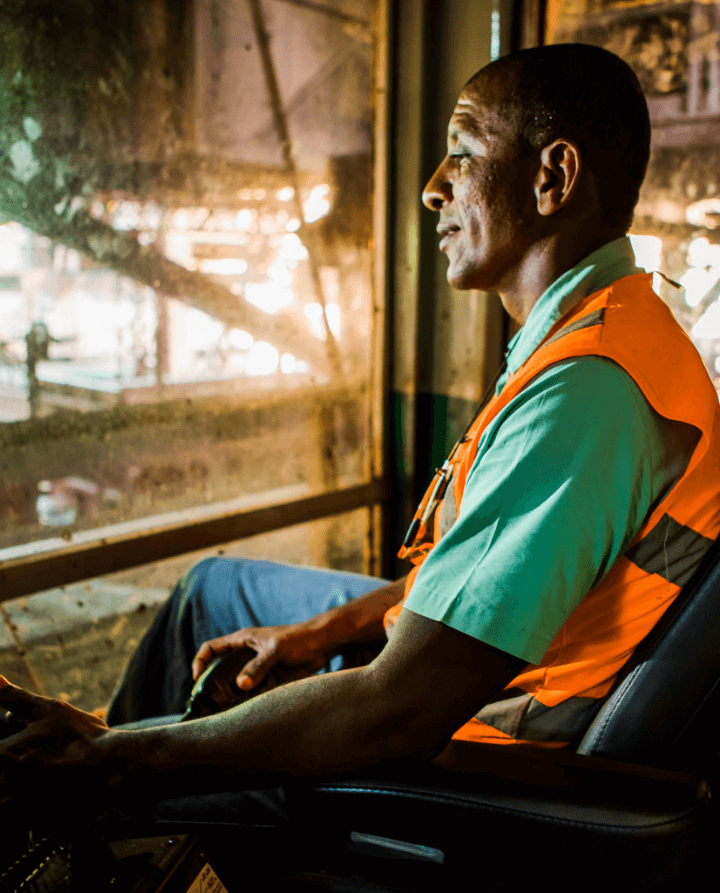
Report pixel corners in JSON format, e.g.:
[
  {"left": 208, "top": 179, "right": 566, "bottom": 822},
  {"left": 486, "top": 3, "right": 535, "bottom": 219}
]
[{"left": 404, "top": 238, "right": 694, "bottom": 664}]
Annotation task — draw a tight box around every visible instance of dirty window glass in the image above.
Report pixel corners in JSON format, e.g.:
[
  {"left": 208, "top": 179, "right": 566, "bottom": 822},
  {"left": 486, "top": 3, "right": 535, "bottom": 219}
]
[
  {"left": 547, "top": 0, "right": 720, "bottom": 399},
  {"left": 0, "top": 0, "right": 378, "bottom": 556}
]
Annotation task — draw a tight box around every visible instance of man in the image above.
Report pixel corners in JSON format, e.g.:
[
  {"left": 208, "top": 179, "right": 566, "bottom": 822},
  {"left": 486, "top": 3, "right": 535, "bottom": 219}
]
[{"left": 1, "top": 44, "right": 719, "bottom": 815}]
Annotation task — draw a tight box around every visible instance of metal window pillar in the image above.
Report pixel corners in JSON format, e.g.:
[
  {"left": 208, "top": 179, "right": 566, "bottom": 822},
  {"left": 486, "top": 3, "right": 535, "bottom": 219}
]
[{"left": 383, "top": 0, "right": 518, "bottom": 577}]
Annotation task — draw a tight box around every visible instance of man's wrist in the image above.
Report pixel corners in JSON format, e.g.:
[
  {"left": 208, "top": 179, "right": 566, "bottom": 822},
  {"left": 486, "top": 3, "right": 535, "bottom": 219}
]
[
  {"left": 94, "top": 727, "right": 168, "bottom": 797},
  {"left": 304, "top": 577, "right": 407, "bottom": 652},
  {"left": 93, "top": 729, "right": 133, "bottom": 789}
]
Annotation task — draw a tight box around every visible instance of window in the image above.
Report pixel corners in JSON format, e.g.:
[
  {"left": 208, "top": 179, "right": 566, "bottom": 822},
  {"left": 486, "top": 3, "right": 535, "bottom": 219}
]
[{"left": 0, "top": 0, "right": 386, "bottom": 595}]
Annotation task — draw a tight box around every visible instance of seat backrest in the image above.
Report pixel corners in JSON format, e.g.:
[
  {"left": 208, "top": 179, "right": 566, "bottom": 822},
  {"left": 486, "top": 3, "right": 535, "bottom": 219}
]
[{"left": 578, "top": 533, "right": 720, "bottom": 775}]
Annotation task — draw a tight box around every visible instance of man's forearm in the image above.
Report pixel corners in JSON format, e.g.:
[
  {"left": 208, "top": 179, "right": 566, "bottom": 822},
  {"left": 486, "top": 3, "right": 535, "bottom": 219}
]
[
  {"left": 302, "top": 576, "right": 406, "bottom": 654},
  {"left": 0, "top": 610, "right": 525, "bottom": 813},
  {"left": 97, "top": 606, "right": 525, "bottom": 804},
  {"left": 100, "top": 580, "right": 415, "bottom": 800},
  {"left": 102, "top": 660, "right": 435, "bottom": 799}
]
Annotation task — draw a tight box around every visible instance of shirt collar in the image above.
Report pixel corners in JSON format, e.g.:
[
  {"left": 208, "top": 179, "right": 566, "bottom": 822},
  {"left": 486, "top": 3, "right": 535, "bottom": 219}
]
[{"left": 502, "top": 236, "right": 643, "bottom": 383}]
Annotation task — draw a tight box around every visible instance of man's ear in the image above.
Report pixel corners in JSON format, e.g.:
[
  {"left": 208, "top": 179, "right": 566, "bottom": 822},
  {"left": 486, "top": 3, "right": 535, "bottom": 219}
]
[{"left": 534, "top": 139, "right": 582, "bottom": 217}]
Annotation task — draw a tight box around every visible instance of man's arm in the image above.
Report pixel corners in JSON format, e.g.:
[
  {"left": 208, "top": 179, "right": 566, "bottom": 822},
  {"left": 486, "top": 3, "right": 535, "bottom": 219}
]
[
  {"left": 191, "top": 576, "right": 407, "bottom": 690},
  {"left": 0, "top": 608, "right": 525, "bottom": 813}
]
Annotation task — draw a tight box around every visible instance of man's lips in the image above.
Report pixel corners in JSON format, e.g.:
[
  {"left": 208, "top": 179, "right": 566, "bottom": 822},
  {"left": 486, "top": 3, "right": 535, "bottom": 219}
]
[{"left": 437, "top": 223, "right": 460, "bottom": 250}]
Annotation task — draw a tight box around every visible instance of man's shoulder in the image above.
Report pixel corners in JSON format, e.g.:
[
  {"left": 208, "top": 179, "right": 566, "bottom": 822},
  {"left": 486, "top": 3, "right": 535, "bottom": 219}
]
[{"left": 509, "top": 355, "right": 646, "bottom": 414}]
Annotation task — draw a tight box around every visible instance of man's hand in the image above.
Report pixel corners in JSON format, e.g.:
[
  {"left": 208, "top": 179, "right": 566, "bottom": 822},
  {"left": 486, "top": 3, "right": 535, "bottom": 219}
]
[
  {"left": 191, "top": 577, "right": 408, "bottom": 691},
  {"left": 191, "top": 623, "right": 326, "bottom": 691},
  {"left": 0, "top": 676, "right": 113, "bottom": 822}
]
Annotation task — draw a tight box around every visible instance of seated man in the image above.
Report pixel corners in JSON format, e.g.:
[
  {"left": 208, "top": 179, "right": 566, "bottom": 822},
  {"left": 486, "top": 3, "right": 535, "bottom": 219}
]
[{"left": 1, "top": 43, "right": 719, "bottom": 816}]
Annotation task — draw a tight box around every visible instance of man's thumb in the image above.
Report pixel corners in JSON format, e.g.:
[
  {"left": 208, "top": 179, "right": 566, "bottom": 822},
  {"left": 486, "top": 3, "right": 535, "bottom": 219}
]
[{"left": 236, "top": 656, "right": 268, "bottom": 691}]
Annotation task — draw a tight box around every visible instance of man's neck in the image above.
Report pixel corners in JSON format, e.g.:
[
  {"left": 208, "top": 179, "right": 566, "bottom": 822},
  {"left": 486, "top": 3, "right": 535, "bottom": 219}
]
[{"left": 499, "top": 226, "right": 627, "bottom": 326}]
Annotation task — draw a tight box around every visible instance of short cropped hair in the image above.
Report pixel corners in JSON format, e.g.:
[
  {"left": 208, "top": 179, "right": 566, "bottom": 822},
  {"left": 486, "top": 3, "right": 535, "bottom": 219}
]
[{"left": 469, "top": 44, "right": 651, "bottom": 232}]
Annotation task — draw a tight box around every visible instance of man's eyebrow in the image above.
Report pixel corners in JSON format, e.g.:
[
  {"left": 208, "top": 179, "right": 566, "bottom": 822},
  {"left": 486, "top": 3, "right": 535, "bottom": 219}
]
[{"left": 448, "top": 115, "right": 490, "bottom": 144}]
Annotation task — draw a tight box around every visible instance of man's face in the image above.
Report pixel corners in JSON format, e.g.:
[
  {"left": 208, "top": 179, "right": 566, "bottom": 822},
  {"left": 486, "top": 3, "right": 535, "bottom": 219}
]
[{"left": 422, "top": 73, "right": 539, "bottom": 293}]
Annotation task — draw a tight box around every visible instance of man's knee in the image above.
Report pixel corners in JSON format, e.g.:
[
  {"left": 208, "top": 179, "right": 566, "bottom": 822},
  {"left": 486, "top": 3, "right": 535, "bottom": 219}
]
[
  {"left": 172, "top": 556, "right": 240, "bottom": 619},
  {"left": 184, "top": 556, "right": 259, "bottom": 594},
  {"left": 178, "top": 556, "right": 224, "bottom": 591}
]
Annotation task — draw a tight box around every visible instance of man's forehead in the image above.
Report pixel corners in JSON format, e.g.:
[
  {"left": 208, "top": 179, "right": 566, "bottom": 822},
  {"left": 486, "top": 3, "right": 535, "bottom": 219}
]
[{"left": 448, "top": 90, "right": 509, "bottom": 143}]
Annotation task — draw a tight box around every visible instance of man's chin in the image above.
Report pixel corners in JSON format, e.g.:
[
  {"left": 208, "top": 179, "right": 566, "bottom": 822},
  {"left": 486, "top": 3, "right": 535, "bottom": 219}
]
[{"left": 446, "top": 268, "right": 483, "bottom": 292}]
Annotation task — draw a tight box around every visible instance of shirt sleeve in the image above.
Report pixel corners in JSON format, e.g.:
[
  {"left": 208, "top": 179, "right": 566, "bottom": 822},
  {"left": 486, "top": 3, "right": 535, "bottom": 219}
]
[{"left": 403, "top": 357, "right": 679, "bottom": 664}]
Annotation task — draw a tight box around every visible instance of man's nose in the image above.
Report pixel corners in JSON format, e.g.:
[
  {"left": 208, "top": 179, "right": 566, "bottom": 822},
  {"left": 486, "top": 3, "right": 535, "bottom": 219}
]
[{"left": 422, "top": 162, "right": 451, "bottom": 210}]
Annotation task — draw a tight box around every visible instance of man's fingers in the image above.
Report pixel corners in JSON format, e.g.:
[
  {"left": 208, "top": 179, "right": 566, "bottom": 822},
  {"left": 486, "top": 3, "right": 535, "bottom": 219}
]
[
  {"left": 191, "top": 647, "right": 208, "bottom": 680},
  {"left": 235, "top": 672, "right": 255, "bottom": 691},
  {"left": 0, "top": 676, "right": 50, "bottom": 722},
  {"left": 191, "top": 637, "right": 243, "bottom": 680},
  {"left": 192, "top": 641, "right": 223, "bottom": 680},
  {"left": 235, "top": 653, "right": 271, "bottom": 691}
]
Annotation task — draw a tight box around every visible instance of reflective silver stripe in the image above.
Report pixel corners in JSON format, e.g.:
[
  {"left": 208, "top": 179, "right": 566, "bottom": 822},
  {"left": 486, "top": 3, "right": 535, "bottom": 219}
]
[
  {"left": 625, "top": 513, "right": 714, "bottom": 588},
  {"left": 437, "top": 467, "right": 457, "bottom": 539},
  {"left": 475, "top": 691, "right": 603, "bottom": 742},
  {"left": 543, "top": 307, "right": 605, "bottom": 348}
]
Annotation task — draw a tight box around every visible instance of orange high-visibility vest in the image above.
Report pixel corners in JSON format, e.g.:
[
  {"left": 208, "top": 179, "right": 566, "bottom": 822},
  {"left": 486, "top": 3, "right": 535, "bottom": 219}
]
[{"left": 387, "top": 274, "right": 720, "bottom": 746}]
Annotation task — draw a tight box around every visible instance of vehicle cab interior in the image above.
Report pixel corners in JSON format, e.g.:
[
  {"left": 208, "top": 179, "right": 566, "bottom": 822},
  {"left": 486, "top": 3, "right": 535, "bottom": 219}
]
[{"left": 1, "top": 1, "right": 719, "bottom": 890}]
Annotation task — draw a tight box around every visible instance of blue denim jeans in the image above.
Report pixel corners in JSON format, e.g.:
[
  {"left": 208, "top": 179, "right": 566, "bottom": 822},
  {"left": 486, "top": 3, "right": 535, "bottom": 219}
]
[{"left": 107, "top": 557, "right": 388, "bottom": 726}]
